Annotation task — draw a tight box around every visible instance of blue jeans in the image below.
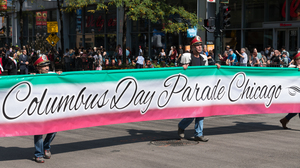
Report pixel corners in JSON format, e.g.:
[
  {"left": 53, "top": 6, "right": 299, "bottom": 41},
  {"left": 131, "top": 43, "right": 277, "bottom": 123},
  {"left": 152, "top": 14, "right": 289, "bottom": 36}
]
[
  {"left": 136, "top": 63, "right": 143, "bottom": 69},
  {"left": 285, "top": 113, "right": 300, "bottom": 120},
  {"left": 178, "top": 117, "right": 204, "bottom": 137},
  {"left": 34, "top": 133, "right": 57, "bottom": 158}
]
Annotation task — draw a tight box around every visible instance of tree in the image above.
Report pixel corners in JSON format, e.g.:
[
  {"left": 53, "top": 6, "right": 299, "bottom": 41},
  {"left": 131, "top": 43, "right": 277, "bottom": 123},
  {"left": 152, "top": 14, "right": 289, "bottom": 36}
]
[{"left": 65, "top": 0, "right": 199, "bottom": 62}]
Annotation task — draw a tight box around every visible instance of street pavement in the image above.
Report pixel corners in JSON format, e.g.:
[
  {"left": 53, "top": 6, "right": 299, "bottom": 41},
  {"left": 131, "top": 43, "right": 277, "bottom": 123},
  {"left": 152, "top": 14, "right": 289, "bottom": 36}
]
[{"left": 0, "top": 113, "right": 300, "bottom": 168}]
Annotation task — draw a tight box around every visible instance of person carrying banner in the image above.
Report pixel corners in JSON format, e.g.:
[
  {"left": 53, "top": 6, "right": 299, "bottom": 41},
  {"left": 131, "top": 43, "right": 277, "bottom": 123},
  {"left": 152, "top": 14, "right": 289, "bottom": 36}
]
[
  {"left": 32, "top": 53, "right": 62, "bottom": 163},
  {"left": 279, "top": 52, "right": 300, "bottom": 129},
  {"left": 178, "top": 36, "right": 220, "bottom": 142}
]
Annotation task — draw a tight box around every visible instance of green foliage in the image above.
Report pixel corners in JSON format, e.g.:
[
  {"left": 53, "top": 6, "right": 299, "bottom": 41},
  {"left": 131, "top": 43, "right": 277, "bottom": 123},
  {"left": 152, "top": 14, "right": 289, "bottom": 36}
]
[{"left": 65, "top": 0, "right": 200, "bottom": 33}]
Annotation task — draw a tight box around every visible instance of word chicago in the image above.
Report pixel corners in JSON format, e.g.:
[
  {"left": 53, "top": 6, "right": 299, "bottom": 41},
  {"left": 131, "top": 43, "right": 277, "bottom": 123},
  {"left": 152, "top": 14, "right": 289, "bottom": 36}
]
[{"left": 2, "top": 72, "right": 282, "bottom": 120}]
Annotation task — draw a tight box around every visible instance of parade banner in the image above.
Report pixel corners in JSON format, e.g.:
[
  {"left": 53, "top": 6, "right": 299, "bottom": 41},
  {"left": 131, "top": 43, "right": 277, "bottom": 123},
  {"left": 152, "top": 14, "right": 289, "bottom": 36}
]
[
  {"left": 1, "top": 66, "right": 300, "bottom": 137},
  {"left": 36, "top": 12, "right": 42, "bottom": 26}
]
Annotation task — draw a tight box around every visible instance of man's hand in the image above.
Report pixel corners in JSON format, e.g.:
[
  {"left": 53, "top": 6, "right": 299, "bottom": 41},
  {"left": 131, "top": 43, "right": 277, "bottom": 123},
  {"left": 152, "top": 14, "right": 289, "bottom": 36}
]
[
  {"left": 183, "top": 64, "right": 189, "bottom": 70},
  {"left": 56, "top": 71, "right": 62, "bottom": 75},
  {"left": 25, "top": 61, "right": 29, "bottom": 65},
  {"left": 215, "top": 63, "right": 221, "bottom": 69}
]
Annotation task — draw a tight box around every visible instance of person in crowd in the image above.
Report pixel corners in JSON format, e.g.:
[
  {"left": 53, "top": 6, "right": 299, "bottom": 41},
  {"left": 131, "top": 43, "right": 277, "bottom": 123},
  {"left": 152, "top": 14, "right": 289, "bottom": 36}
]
[
  {"left": 117, "top": 44, "right": 122, "bottom": 60},
  {"left": 74, "top": 50, "right": 82, "bottom": 71},
  {"left": 32, "top": 53, "right": 62, "bottom": 163},
  {"left": 136, "top": 52, "right": 145, "bottom": 69},
  {"left": 171, "top": 46, "right": 177, "bottom": 64},
  {"left": 253, "top": 48, "right": 262, "bottom": 65},
  {"left": 203, "top": 45, "right": 208, "bottom": 56},
  {"left": 111, "top": 56, "right": 116, "bottom": 66},
  {"left": 19, "top": 49, "right": 29, "bottom": 74},
  {"left": 126, "top": 47, "right": 131, "bottom": 64},
  {"left": 260, "top": 51, "right": 267, "bottom": 67},
  {"left": 178, "top": 35, "right": 220, "bottom": 142},
  {"left": 87, "top": 53, "right": 94, "bottom": 70},
  {"left": 207, "top": 50, "right": 215, "bottom": 65},
  {"left": 264, "top": 45, "right": 271, "bottom": 57},
  {"left": 152, "top": 56, "right": 159, "bottom": 68},
  {"left": 69, "top": 49, "right": 75, "bottom": 71},
  {"left": 159, "top": 48, "right": 166, "bottom": 63},
  {"left": 236, "top": 48, "right": 248, "bottom": 66},
  {"left": 250, "top": 50, "right": 260, "bottom": 67},
  {"left": 54, "top": 55, "right": 63, "bottom": 72},
  {"left": 280, "top": 52, "right": 300, "bottom": 129},
  {"left": 280, "top": 52, "right": 289, "bottom": 67},
  {"left": 82, "top": 50, "right": 88, "bottom": 70},
  {"left": 6, "top": 52, "right": 18, "bottom": 75},
  {"left": 226, "top": 49, "right": 238, "bottom": 66},
  {"left": 145, "top": 57, "right": 154, "bottom": 68},
  {"left": 63, "top": 48, "right": 71, "bottom": 71},
  {"left": 177, "top": 45, "right": 184, "bottom": 65},
  {"left": 95, "top": 50, "right": 102, "bottom": 70},
  {"left": 104, "top": 55, "right": 110, "bottom": 67},
  {"left": 225, "top": 45, "right": 230, "bottom": 53},
  {"left": 281, "top": 46, "right": 290, "bottom": 58},
  {"left": 218, "top": 51, "right": 228, "bottom": 65},
  {"left": 168, "top": 46, "right": 174, "bottom": 64},
  {"left": 48, "top": 50, "right": 55, "bottom": 71},
  {"left": 270, "top": 50, "right": 281, "bottom": 66},
  {"left": 117, "top": 58, "right": 122, "bottom": 66},
  {"left": 139, "top": 45, "right": 143, "bottom": 56}
]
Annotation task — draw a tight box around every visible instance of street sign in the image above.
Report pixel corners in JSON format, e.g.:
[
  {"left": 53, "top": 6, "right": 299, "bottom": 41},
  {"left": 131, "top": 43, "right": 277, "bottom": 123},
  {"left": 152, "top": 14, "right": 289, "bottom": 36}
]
[
  {"left": 47, "top": 21, "right": 58, "bottom": 33},
  {"left": 46, "top": 33, "right": 60, "bottom": 46}
]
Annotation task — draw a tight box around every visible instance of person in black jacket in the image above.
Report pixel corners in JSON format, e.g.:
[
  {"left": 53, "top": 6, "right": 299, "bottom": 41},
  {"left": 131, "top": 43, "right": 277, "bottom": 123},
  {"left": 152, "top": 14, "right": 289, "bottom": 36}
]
[{"left": 6, "top": 52, "right": 18, "bottom": 75}]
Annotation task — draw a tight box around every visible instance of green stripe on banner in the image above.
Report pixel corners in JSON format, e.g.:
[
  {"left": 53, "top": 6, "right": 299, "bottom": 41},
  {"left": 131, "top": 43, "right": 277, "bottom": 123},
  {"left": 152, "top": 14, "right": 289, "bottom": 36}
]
[{"left": 0, "top": 66, "right": 299, "bottom": 89}]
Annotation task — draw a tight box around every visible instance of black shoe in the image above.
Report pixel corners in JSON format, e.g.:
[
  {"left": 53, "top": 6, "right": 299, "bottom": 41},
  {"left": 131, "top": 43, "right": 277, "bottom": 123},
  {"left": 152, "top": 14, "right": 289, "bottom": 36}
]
[
  {"left": 35, "top": 157, "right": 45, "bottom": 163},
  {"left": 194, "top": 136, "right": 209, "bottom": 142},
  {"left": 178, "top": 127, "right": 185, "bottom": 139},
  {"left": 44, "top": 150, "right": 51, "bottom": 159}
]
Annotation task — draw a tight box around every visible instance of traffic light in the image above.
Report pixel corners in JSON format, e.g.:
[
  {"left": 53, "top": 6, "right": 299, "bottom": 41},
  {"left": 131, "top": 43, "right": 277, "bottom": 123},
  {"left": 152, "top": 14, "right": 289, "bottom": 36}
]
[
  {"left": 223, "top": 6, "right": 231, "bottom": 28},
  {"left": 203, "top": 17, "right": 215, "bottom": 33}
]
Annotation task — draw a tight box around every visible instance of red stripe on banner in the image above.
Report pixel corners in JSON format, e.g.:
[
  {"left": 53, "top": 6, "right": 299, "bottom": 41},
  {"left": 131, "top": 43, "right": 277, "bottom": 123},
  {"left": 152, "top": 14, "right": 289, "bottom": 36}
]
[{"left": 0, "top": 103, "right": 299, "bottom": 137}]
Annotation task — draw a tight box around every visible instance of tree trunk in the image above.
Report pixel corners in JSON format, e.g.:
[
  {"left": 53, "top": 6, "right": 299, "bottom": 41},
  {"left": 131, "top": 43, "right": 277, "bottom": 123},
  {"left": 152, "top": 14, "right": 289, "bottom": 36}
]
[
  {"left": 19, "top": 0, "right": 24, "bottom": 48},
  {"left": 57, "top": 0, "right": 64, "bottom": 51},
  {"left": 122, "top": 8, "right": 127, "bottom": 64}
]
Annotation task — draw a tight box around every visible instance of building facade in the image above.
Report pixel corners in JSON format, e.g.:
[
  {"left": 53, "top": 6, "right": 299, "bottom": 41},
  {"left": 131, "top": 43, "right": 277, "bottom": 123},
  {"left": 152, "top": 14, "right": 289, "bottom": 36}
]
[{"left": 2, "top": 0, "right": 300, "bottom": 56}]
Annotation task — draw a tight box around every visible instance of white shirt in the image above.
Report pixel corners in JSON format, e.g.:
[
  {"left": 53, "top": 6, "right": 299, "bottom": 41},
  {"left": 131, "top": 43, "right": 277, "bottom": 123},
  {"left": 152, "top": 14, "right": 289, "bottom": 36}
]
[{"left": 180, "top": 53, "right": 208, "bottom": 66}]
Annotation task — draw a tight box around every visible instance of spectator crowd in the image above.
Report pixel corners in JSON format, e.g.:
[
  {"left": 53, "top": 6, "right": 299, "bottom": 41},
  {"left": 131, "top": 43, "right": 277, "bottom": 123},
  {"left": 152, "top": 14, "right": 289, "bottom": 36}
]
[{"left": 0, "top": 43, "right": 299, "bottom": 75}]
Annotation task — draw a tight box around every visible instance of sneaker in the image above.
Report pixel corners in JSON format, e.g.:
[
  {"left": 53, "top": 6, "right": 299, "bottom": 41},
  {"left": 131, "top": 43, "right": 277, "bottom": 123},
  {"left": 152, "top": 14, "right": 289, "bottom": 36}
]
[
  {"left": 35, "top": 157, "right": 45, "bottom": 163},
  {"left": 194, "top": 136, "right": 209, "bottom": 142},
  {"left": 44, "top": 150, "right": 51, "bottom": 159},
  {"left": 178, "top": 127, "right": 185, "bottom": 139}
]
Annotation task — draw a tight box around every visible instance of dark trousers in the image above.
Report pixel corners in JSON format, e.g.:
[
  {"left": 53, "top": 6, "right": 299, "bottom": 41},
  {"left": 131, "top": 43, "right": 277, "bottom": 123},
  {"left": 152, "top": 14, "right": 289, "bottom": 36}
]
[
  {"left": 20, "top": 68, "right": 28, "bottom": 74},
  {"left": 285, "top": 113, "right": 300, "bottom": 120}
]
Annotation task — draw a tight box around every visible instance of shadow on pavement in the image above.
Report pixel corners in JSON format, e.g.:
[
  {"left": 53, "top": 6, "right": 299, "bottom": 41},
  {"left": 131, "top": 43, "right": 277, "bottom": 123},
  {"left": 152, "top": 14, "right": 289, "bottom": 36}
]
[{"left": 0, "top": 121, "right": 295, "bottom": 161}]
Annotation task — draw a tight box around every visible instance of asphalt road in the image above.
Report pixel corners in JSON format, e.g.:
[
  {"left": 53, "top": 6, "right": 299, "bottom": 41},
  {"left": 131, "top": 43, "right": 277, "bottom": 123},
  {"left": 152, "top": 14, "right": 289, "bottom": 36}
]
[{"left": 1, "top": 113, "right": 299, "bottom": 168}]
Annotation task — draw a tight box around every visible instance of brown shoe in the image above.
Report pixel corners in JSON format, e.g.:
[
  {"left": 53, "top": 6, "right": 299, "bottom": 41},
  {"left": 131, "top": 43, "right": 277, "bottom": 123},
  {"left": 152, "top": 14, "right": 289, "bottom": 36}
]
[{"left": 280, "top": 118, "right": 289, "bottom": 129}]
